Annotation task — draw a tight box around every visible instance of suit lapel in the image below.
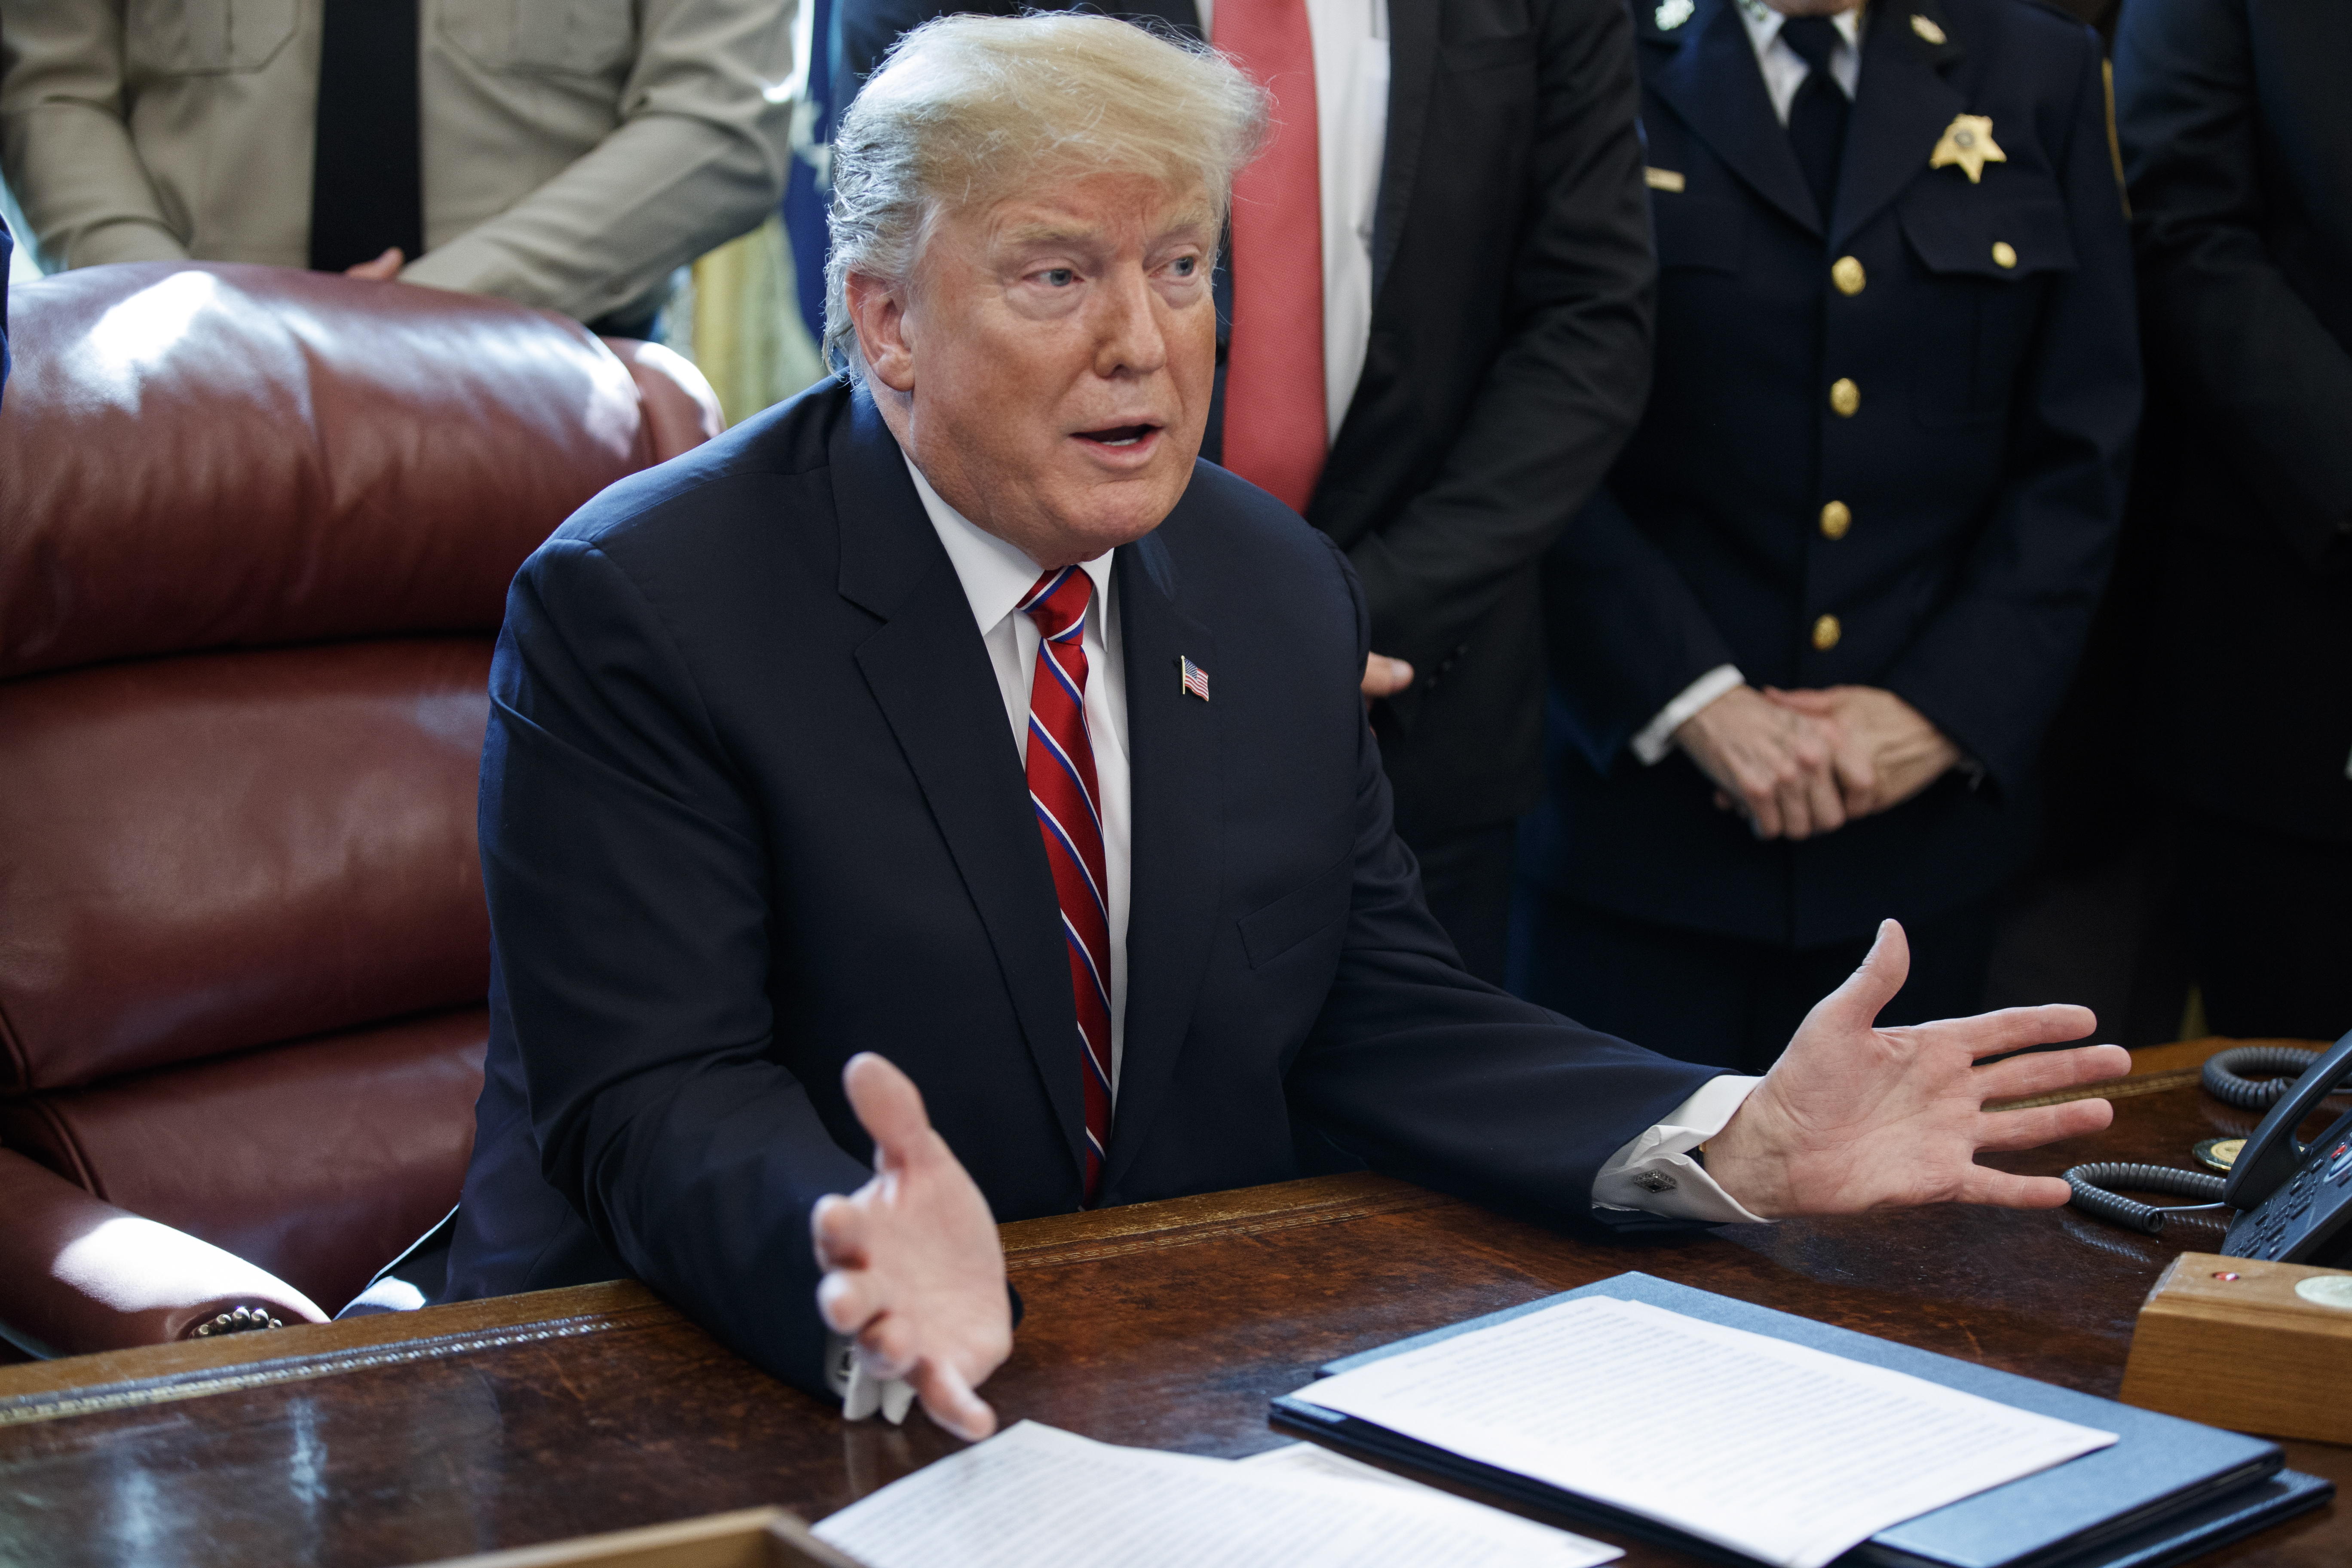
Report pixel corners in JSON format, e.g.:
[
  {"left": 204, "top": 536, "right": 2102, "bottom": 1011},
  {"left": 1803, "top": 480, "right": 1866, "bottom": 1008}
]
[
  {"left": 1830, "top": 0, "right": 1966, "bottom": 248},
  {"left": 1370, "top": 0, "right": 1439, "bottom": 300},
  {"left": 1648, "top": 0, "right": 1820, "bottom": 237},
  {"left": 833, "top": 392, "right": 1089, "bottom": 1187},
  {"left": 1100, "top": 521, "right": 1220, "bottom": 1195}
]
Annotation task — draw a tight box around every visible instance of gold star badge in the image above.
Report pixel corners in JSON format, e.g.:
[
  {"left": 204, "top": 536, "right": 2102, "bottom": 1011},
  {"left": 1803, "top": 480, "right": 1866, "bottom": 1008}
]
[{"left": 1929, "top": 114, "right": 2007, "bottom": 184}]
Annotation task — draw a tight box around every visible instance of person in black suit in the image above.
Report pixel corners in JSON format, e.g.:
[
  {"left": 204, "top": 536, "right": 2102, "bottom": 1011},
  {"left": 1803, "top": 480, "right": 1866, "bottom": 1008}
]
[
  {"left": 438, "top": 15, "right": 2126, "bottom": 1440},
  {"left": 1515, "top": 0, "right": 2139, "bottom": 1072},
  {"left": 2113, "top": 0, "right": 2352, "bottom": 1041},
  {"left": 830, "top": 0, "right": 1654, "bottom": 985}
]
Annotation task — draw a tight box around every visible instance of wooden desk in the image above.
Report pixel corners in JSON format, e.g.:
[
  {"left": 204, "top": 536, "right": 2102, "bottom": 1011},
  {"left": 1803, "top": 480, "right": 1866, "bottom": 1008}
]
[{"left": 1, "top": 1046, "right": 2343, "bottom": 1568}]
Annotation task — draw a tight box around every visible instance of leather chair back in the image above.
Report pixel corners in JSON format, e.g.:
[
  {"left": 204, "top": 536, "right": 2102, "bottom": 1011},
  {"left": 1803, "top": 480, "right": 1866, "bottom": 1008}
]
[{"left": 0, "top": 263, "right": 671, "bottom": 1316}]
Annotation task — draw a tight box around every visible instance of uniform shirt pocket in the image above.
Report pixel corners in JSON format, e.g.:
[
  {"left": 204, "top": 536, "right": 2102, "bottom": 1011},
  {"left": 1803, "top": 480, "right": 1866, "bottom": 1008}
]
[
  {"left": 439, "top": 0, "right": 638, "bottom": 78},
  {"left": 125, "top": 0, "right": 299, "bottom": 76},
  {"left": 1238, "top": 850, "right": 1355, "bottom": 970},
  {"left": 1650, "top": 194, "right": 1744, "bottom": 273},
  {"left": 1898, "top": 192, "right": 2076, "bottom": 426}
]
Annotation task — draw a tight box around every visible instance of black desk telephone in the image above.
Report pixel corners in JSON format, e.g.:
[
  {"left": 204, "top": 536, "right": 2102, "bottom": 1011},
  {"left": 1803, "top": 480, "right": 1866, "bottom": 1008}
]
[
  {"left": 2217, "top": 1030, "right": 2352, "bottom": 1264},
  {"left": 2065, "top": 1029, "right": 2352, "bottom": 1265}
]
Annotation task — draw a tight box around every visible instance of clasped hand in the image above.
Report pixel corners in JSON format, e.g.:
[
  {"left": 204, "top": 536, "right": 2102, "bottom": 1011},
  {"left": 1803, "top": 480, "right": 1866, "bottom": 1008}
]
[{"left": 1674, "top": 683, "right": 1961, "bottom": 840}]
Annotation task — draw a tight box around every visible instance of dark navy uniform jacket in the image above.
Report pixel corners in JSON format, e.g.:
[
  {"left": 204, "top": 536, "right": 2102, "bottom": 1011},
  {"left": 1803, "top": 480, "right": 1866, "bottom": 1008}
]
[{"left": 1525, "top": 0, "right": 2139, "bottom": 949}]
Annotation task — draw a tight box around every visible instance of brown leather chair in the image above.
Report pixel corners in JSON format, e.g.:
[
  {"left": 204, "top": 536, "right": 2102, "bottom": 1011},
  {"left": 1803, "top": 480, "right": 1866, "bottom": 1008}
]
[{"left": 0, "top": 263, "right": 721, "bottom": 1360}]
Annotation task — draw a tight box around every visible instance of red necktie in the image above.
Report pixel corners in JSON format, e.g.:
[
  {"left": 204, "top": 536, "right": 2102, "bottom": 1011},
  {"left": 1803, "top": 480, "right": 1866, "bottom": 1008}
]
[
  {"left": 1215, "top": 0, "right": 1327, "bottom": 513},
  {"left": 1021, "top": 567, "right": 1114, "bottom": 1203}
]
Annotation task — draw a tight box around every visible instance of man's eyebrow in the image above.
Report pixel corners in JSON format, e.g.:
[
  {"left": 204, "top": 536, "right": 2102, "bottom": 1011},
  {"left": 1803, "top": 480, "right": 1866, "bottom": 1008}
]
[{"left": 996, "top": 220, "right": 1103, "bottom": 248}]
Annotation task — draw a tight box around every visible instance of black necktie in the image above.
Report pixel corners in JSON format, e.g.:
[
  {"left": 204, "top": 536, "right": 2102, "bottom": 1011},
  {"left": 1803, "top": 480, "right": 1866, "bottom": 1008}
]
[
  {"left": 1781, "top": 17, "right": 1848, "bottom": 225},
  {"left": 309, "top": 0, "right": 425, "bottom": 272}
]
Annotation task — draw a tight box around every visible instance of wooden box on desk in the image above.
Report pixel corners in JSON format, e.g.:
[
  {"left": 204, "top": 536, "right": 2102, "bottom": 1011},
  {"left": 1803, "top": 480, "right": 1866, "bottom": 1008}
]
[
  {"left": 409, "top": 1507, "right": 868, "bottom": 1568},
  {"left": 2120, "top": 1251, "right": 2352, "bottom": 1445}
]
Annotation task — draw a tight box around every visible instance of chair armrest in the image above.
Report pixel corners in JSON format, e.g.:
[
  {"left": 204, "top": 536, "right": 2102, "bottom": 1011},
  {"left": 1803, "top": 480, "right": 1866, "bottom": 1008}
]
[
  {"left": 0, "top": 1149, "right": 326, "bottom": 1358},
  {"left": 598, "top": 337, "right": 726, "bottom": 462}
]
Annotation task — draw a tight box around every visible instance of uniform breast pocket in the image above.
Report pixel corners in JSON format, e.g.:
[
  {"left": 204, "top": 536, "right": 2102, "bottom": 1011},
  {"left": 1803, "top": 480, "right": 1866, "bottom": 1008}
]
[
  {"left": 1650, "top": 194, "right": 1744, "bottom": 273},
  {"left": 440, "top": 0, "right": 639, "bottom": 78},
  {"left": 1898, "top": 191, "right": 2076, "bottom": 427},
  {"left": 1237, "top": 851, "right": 1354, "bottom": 971},
  {"left": 124, "top": 0, "right": 298, "bottom": 76}
]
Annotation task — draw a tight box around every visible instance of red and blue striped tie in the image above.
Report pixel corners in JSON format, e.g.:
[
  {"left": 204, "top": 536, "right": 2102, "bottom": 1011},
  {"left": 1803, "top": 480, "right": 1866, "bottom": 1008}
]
[{"left": 1021, "top": 566, "right": 1114, "bottom": 1203}]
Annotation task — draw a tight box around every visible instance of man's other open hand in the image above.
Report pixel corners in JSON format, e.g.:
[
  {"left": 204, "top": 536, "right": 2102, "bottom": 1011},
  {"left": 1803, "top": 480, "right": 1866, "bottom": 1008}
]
[
  {"left": 1703, "top": 921, "right": 2131, "bottom": 1217},
  {"left": 812, "top": 1054, "right": 1012, "bottom": 1441}
]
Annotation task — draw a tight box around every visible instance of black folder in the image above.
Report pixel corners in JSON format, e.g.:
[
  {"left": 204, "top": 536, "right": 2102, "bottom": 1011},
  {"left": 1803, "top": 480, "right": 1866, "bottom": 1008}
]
[{"left": 1268, "top": 1273, "right": 2330, "bottom": 1568}]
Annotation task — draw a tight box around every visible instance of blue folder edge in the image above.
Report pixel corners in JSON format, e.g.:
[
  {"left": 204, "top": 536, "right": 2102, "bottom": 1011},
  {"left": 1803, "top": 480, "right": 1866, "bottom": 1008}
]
[{"left": 1266, "top": 1272, "right": 2331, "bottom": 1568}]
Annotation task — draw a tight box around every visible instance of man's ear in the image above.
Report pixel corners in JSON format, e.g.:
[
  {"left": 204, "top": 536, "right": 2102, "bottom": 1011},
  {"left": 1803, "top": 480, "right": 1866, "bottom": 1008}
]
[{"left": 845, "top": 271, "right": 916, "bottom": 394}]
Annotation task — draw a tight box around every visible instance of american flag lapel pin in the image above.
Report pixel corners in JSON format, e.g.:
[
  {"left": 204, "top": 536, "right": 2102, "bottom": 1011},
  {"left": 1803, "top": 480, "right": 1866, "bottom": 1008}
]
[{"left": 1178, "top": 655, "right": 1210, "bottom": 703}]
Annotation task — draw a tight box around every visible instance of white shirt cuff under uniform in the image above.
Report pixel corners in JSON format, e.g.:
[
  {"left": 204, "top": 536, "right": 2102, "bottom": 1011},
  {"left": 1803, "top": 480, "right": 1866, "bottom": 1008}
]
[
  {"left": 1631, "top": 664, "right": 1748, "bottom": 766},
  {"left": 1593, "top": 1075, "right": 1773, "bottom": 1224}
]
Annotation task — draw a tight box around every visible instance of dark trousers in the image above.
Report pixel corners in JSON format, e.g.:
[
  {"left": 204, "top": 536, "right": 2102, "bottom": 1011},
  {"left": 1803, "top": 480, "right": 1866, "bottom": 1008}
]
[
  {"left": 1403, "top": 821, "right": 1517, "bottom": 987},
  {"left": 1509, "top": 891, "right": 2000, "bottom": 1073},
  {"left": 2180, "top": 808, "right": 2352, "bottom": 1042}
]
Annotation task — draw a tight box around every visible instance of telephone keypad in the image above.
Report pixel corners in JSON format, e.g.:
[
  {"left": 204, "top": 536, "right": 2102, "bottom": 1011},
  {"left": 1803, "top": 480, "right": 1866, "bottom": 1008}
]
[{"left": 2223, "top": 1113, "right": 2352, "bottom": 1266}]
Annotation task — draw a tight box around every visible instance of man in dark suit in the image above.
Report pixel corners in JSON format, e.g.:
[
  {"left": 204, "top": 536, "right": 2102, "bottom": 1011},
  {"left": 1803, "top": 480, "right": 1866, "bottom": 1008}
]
[
  {"left": 1516, "top": 0, "right": 2139, "bottom": 1071},
  {"left": 441, "top": 15, "right": 2126, "bottom": 1440},
  {"left": 831, "top": 0, "right": 1655, "bottom": 984},
  {"left": 2113, "top": 0, "right": 2352, "bottom": 1042}
]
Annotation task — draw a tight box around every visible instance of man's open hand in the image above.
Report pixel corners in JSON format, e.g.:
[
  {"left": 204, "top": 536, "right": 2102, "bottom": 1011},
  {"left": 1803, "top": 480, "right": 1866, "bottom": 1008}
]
[
  {"left": 1703, "top": 921, "right": 2131, "bottom": 1216},
  {"left": 1674, "top": 684, "right": 1847, "bottom": 840},
  {"left": 812, "top": 1053, "right": 1012, "bottom": 1441}
]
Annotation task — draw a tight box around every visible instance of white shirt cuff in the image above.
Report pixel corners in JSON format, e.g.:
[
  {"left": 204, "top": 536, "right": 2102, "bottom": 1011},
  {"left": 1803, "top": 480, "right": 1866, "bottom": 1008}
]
[
  {"left": 824, "top": 1332, "right": 916, "bottom": 1423},
  {"left": 1592, "top": 1075, "right": 1773, "bottom": 1224},
  {"left": 1631, "top": 665, "right": 1746, "bottom": 766}
]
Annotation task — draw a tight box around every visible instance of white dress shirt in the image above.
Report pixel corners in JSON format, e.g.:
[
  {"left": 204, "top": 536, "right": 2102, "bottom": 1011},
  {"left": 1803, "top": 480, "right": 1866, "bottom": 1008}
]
[
  {"left": 1631, "top": 2, "right": 1867, "bottom": 767},
  {"left": 1736, "top": 0, "right": 1865, "bottom": 125},
  {"left": 1196, "top": 0, "right": 1391, "bottom": 437}
]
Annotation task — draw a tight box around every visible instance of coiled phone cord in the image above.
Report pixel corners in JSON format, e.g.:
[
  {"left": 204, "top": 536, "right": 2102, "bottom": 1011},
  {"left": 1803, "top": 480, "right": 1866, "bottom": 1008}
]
[
  {"left": 2062, "top": 1163, "right": 2227, "bottom": 1236},
  {"left": 2201, "top": 1044, "right": 2324, "bottom": 1109}
]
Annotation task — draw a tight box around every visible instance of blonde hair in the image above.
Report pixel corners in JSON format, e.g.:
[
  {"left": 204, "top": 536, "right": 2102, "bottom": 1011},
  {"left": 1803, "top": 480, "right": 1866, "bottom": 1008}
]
[{"left": 824, "top": 12, "right": 1268, "bottom": 379}]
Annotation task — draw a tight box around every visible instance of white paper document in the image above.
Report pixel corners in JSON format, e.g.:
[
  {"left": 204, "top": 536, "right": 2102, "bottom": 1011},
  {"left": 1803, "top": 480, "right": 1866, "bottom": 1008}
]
[
  {"left": 1293, "top": 1295, "right": 2117, "bottom": 1568},
  {"left": 813, "top": 1420, "right": 1621, "bottom": 1568}
]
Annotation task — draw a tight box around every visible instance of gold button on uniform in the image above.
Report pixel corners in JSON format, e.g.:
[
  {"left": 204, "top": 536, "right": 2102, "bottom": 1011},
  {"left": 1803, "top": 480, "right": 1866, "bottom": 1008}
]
[
  {"left": 1829, "top": 377, "right": 1860, "bottom": 416},
  {"left": 1831, "top": 256, "right": 1866, "bottom": 295},
  {"left": 1991, "top": 241, "right": 2018, "bottom": 269},
  {"left": 1819, "top": 500, "right": 1851, "bottom": 540},
  {"left": 1812, "top": 614, "right": 1842, "bottom": 651}
]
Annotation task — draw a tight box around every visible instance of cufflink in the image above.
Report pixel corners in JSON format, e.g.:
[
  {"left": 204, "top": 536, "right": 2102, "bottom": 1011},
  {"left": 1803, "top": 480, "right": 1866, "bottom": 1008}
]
[{"left": 1634, "top": 1170, "right": 1679, "bottom": 1194}]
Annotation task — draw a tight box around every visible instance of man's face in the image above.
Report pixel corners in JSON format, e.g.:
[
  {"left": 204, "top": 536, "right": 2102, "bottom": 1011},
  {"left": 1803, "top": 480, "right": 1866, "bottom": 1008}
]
[{"left": 852, "top": 172, "right": 1220, "bottom": 569}]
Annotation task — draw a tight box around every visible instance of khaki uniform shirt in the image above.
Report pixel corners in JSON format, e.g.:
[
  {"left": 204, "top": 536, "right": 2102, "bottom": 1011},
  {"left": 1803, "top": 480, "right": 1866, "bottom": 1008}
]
[{"left": 0, "top": 0, "right": 796, "bottom": 325}]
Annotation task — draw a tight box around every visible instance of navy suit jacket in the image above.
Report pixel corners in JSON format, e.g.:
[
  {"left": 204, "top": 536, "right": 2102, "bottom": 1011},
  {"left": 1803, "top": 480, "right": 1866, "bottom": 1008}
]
[
  {"left": 2116, "top": 0, "right": 2352, "bottom": 844},
  {"left": 1525, "top": 0, "right": 2139, "bottom": 948},
  {"left": 442, "top": 381, "right": 1720, "bottom": 1395}
]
